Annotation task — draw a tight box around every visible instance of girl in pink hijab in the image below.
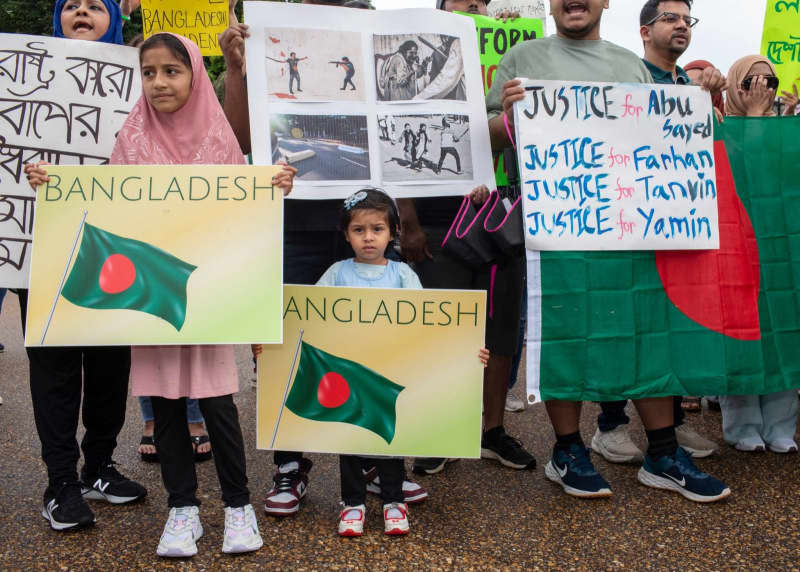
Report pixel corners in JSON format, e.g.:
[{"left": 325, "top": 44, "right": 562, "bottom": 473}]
[{"left": 110, "top": 33, "right": 296, "bottom": 558}]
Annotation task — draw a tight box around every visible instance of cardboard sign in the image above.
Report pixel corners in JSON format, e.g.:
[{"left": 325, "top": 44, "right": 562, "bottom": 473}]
[
  {"left": 761, "top": 0, "right": 800, "bottom": 96},
  {"left": 487, "top": 0, "right": 547, "bottom": 24},
  {"left": 257, "top": 285, "right": 485, "bottom": 457},
  {"left": 514, "top": 79, "right": 719, "bottom": 251},
  {"left": 141, "top": 0, "right": 229, "bottom": 56},
  {"left": 25, "top": 164, "right": 283, "bottom": 346},
  {"left": 0, "top": 34, "right": 141, "bottom": 288}
]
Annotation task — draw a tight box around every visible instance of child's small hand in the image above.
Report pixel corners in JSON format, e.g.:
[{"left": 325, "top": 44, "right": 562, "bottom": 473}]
[
  {"left": 24, "top": 161, "right": 50, "bottom": 191},
  {"left": 469, "top": 185, "right": 490, "bottom": 205},
  {"left": 273, "top": 160, "right": 298, "bottom": 196},
  {"left": 251, "top": 344, "right": 263, "bottom": 357},
  {"left": 478, "top": 347, "right": 490, "bottom": 367}
]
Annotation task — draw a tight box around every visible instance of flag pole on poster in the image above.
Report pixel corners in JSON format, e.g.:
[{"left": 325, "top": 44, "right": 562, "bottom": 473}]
[{"left": 270, "top": 329, "right": 305, "bottom": 448}]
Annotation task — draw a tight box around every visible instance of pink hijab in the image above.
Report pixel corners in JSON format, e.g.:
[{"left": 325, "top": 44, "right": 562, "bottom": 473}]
[{"left": 110, "top": 33, "right": 244, "bottom": 165}]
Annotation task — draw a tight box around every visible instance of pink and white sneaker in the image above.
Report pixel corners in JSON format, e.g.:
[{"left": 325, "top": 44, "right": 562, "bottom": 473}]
[
  {"left": 383, "top": 502, "right": 409, "bottom": 536},
  {"left": 366, "top": 475, "right": 428, "bottom": 504},
  {"left": 337, "top": 504, "right": 365, "bottom": 537}
]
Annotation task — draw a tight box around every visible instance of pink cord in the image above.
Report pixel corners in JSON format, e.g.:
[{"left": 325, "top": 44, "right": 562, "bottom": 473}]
[{"left": 503, "top": 112, "right": 516, "bottom": 150}]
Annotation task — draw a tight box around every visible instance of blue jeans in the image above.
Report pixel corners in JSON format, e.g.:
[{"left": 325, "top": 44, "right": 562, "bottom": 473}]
[{"left": 139, "top": 396, "right": 203, "bottom": 424}]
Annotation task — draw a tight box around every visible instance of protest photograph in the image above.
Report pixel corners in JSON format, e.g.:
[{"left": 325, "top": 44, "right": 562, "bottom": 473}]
[
  {"left": 270, "top": 113, "right": 371, "bottom": 181},
  {"left": 263, "top": 27, "right": 365, "bottom": 102},
  {"left": 374, "top": 33, "right": 467, "bottom": 102},
  {"left": 379, "top": 113, "right": 473, "bottom": 181}
]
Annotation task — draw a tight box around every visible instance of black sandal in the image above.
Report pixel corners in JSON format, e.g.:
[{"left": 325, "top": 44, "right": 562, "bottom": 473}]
[
  {"left": 139, "top": 436, "right": 159, "bottom": 463},
  {"left": 191, "top": 435, "right": 212, "bottom": 463}
]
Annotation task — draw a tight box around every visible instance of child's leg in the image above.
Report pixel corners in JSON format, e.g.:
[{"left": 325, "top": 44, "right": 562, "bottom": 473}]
[
  {"left": 375, "top": 458, "right": 404, "bottom": 504},
  {"left": 151, "top": 397, "right": 199, "bottom": 507},
  {"left": 340, "top": 455, "right": 366, "bottom": 506},
  {"left": 198, "top": 395, "right": 250, "bottom": 507}
]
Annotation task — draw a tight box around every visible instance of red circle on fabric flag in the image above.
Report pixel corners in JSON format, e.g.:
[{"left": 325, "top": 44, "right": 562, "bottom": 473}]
[
  {"left": 655, "top": 140, "right": 761, "bottom": 341},
  {"left": 98, "top": 254, "right": 136, "bottom": 294},
  {"left": 317, "top": 372, "right": 350, "bottom": 408}
]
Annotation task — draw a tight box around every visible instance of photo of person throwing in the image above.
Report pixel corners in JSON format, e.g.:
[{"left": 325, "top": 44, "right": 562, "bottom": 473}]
[
  {"left": 433, "top": 116, "right": 467, "bottom": 174},
  {"left": 330, "top": 56, "right": 356, "bottom": 91}
]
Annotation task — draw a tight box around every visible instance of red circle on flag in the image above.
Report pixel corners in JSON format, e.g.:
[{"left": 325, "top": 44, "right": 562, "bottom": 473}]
[
  {"left": 317, "top": 372, "right": 350, "bottom": 408},
  {"left": 98, "top": 254, "right": 136, "bottom": 294}
]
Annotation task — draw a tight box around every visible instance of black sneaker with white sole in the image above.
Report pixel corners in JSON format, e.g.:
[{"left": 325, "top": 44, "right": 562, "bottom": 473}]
[
  {"left": 481, "top": 426, "right": 536, "bottom": 469},
  {"left": 42, "top": 481, "right": 96, "bottom": 531},
  {"left": 81, "top": 460, "right": 147, "bottom": 504}
]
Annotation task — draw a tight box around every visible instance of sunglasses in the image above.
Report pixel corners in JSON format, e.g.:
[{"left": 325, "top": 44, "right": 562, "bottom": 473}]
[
  {"left": 645, "top": 11, "right": 699, "bottom": 28},
  {"left": 741, "top": 75, "right": 779, "bottom": 91}
]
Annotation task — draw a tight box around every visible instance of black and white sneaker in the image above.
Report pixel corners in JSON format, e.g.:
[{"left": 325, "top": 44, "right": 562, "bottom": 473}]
[
  {"left": 481, "top": 426, "right": 537, "bottom": 469},
  {"left": 81, "top": 460, "right": 147, "bottom": 504},
  {"left": 42, "top": 481, "right": 96, "bottom": 531}
]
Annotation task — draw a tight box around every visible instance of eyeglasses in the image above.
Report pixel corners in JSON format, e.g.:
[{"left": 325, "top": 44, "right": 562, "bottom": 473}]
[
  {"left": 741, "top": 75, "right": 780, "bottom": 91},
  {"left": 645, "top": 11, "right": 699, "bottom": 28}
]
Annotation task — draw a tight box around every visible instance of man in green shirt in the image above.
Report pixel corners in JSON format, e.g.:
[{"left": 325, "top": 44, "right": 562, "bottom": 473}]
[{"left": 487, "top": 0, "right": 730, "bottom": 503}]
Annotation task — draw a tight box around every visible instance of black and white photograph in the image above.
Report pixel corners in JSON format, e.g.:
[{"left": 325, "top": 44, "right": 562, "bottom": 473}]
[
  {"left": 264, "top": 28, "right": 365, "bottom": 102},
  {"left": 270, "top": 114, "right": 371, "bottom": 181},
  {"left": 374, "top": 33, "right": 466, "bottom": 102},
  {"left": 378, "top": 113, "right": 472, "bottom": 182}
]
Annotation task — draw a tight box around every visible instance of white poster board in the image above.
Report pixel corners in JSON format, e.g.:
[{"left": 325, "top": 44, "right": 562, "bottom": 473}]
[
  {"left": 0, "top": 34, "right": 141, "bottom": 287},
  {"left": 488, "top": 0, "right": 547, "bottom": 32},
  {"left": 244, "top": 2, "right": 494, "bottom": 199},
  {"left": 514, "top": 79, "right": 719, "bottom": 251}
]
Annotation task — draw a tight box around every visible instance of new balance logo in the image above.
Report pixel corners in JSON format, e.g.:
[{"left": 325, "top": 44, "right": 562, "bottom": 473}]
[
  {"left": 93, "top": 479, "right": 110, "bottom": 493},
  {"left": 47, "top": 499, "right": 58, "bottom": 513}
]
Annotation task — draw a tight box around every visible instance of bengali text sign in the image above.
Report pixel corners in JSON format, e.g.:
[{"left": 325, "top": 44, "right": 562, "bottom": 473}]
[
  {"left": 514, "top": 79, "right": 719, "bottom": 250},
  {"left": 761, "top": 0, "right": 800, "bottom": 95},
  {"left": 142, "top": 0, "right": 229, "bottom": 56}
]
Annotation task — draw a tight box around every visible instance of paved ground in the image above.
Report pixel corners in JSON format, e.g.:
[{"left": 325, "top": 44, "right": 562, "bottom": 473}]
[{"left": 0, "top": 291, "right": 798, "bottom": 570}]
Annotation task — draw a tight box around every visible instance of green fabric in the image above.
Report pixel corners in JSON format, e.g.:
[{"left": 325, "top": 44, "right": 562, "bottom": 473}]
[
  {"left": 285, "top": 341, "right": 405, "bottom": 444},
  {"left": 643, "top": 59, "right": 690, "bottom": 85},
  {"left": 537, "top": 116, "right": 800, "bottom": 401},
  {"left": 486, "top": 35, "right": 652, "bottom": 119},
  {"left": 61, "top": 223, "right": 196, "bottom": 331}
]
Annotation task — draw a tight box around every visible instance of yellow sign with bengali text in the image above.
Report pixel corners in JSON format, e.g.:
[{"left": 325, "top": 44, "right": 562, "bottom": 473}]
[
  {"left": 761, "top": 0, "right": 800, "bottom": 95},
  {"left": 257, "top": 285, "right": 486, "bottom": 457},
  {"left": 25, "top": 164, "right": 283, "bottom": 347},
  {"left": 141, "top": 0, "right": 229, "bottom": 56}
]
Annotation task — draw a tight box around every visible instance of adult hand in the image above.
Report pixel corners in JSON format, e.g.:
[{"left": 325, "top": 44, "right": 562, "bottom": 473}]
[
  {"left": 740, "top": 76, "right": 776, "bottom": 117},
  {"left": 780, "top": 82, "right": 799, "bottom": 116},
  {"left": 400, "top": 224, "right": 432, "bottom": 263},
  {"left": 219, "top": 23, "right": 250, "bottom": 74},
  {"left": 120, "top": 0, "right": 141, "bottom": 17},
  {"left": 272, "top": 160, "right": 298, "bottom": 196},
  {"left": 494, "top": 9, "right": 520, "bottom": 22},
  {"left": 24, "top": 161, "right": 49, "bottom": 191},
  {"left": 698, "top": 65, "right": 726, "bottom": 95},
  {"left": 469, "top": 184, "right": 490, "bottom": 205},
  {"left": 501, "top": 78, "right": 525, "bottom": 129}
]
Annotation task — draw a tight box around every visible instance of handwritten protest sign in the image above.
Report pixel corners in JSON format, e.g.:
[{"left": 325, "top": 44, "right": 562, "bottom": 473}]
[
  {"left": 761, "top": 0, "right": 800, "bottom": 95},
  {"left": 25, "top": 164, "right": 283, "bottom": 347},
  {"left": 462, "top": 12, "right": 543, "bottom": 187},
  {"left": 244, "top": 3, "right": 495, "bottom": 199},
  {"left": 257, "top": 285, "right": 485, "bottom": 457},
  {"left": 487, "top": 0, "right": 547, "bottom": 25},
  {"left": 142, "top": 0, "right": 229, "bottom": 56},
  {"left": 514, "top": 79, "right": 719, "bottom": 250},
  {"left": 0, "top": 34, "right": 141, "bottom": 288}
]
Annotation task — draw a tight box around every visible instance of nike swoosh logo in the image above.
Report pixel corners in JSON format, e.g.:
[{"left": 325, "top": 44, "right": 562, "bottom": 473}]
[
  {"left": 664, "top": 473, "right": 686, "bottom": 487},
  {"left": 556, "top": 463, "right": 568, "bottom": 478}
]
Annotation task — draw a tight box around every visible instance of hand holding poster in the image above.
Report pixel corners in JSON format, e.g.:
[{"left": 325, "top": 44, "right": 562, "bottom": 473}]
[
  {"left": 761, "top": 0, "right": 800, "bottom": 95},
  {"left": 514, "top": 79, "right": 719, "bottom": 251},
  {"left": 487, "top": 0, "right": 547, "bottom": 25},
  {"left": 141, "top": 0, "right": 229, "bottom": 56},
  {"left": 0, "top": 34, "right": 141, "bottom": 288},
  {"left": 257, "top": 285, "right": 485, "bottom": 457},
  {"left": 25, "top": 165, "right": 283, "bottom": 347}
]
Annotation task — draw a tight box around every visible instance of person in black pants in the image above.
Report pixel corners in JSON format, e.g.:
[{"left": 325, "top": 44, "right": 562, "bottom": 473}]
[{"left": 17, "top": 290, "right": 146, "bottom": 532}]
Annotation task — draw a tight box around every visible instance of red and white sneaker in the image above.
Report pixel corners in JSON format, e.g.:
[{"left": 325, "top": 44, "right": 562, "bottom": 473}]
[
  {"left": 337, "top": 504, "right": 365, "bottom": 537},
  {"left": 366, "top": 475, "right": 428, "bottom": 504},
  {"left": 383, "top": 502, "right": 409, "bottom": 536},
  {"left": 264, "top": 459, "right": 311, "bottom": 516}
]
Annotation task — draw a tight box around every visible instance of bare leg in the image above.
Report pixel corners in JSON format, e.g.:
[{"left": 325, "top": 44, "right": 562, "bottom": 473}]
[
  {"left": 546, "top": 400, "right": 582, "bottom": 435},
  {"left": 483, "top": 355, "right": 511, "bottom": 430},
  {"left": 633, "top": 397, "right": 674, "bottom": 431}
]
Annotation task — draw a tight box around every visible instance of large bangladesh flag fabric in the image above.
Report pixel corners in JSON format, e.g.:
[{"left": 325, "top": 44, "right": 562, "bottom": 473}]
[
  {"left": 61, "top": 223, "right": 197, "bottom": 331},
  {"left": 526, "top": 116, "right": 800, "bottom": 402},
  {"left": 285, "top": 341, "right": 405, "bottom": 444}
]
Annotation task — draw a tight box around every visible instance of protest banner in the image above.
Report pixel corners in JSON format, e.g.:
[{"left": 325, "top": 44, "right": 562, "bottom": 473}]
[
  {"left": 514, "top": 79, "right": 719, "bottom": 250},
  {"left": 25, "top": 164, "right": 284, "bottom": 347},
  {"left": 461, "top": 12, "right": 544, "bottom": 187},
  {"left": 761, "top": 0, "right": 800, "bottom": 94},
  {"left": 141, "top": 0, "right": 229, "bottom": 56},
  {"left": 487, "top": 0, "right": 547, "bottom": 24},
  {"left": 257, "top": 285, "right": 485, "bottom": 457},
  {"left": 243, "top": 2, "right": 495, "bottom": 199},
  {"left": 526, "top": 116, "right": 800, "bottom": 403},
  {"left": 0, "top": 34, "right": 141, "bottom": 288}
]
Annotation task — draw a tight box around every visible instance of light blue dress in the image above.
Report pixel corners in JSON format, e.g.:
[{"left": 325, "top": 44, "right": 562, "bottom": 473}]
[{"left": 316, "top": 259, "right": 422, "bottom": 289}]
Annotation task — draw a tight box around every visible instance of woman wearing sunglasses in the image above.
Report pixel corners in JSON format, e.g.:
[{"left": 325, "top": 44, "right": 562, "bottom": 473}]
[{"left": 725, "top": 55, "right": 782, "bottom": 118}]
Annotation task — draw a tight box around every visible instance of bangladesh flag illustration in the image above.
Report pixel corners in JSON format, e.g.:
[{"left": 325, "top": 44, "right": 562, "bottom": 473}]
[
  {"left": 61, "top": 223, "right": 197, "bottom": 331},
  {"left": 527, "top": 116, "right": 800, "bottom": 402},
  {"left": 285, "top": 341, "right": 405, "bottom": 444}
]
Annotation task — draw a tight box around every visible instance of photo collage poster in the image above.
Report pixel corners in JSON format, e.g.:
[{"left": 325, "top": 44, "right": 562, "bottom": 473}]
[{"left": 243, "top": 2, "right": 495, "bottom": 199}]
